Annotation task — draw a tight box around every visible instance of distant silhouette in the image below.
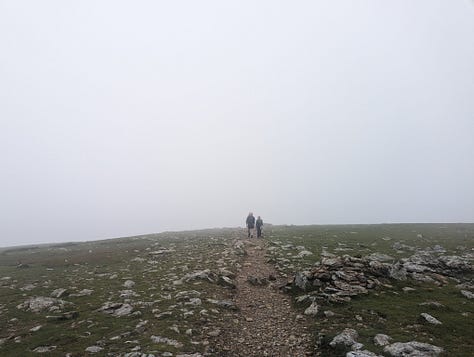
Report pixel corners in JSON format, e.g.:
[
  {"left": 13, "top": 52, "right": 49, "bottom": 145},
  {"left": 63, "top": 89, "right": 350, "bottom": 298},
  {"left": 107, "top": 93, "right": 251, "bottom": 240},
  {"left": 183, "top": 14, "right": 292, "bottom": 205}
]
[
  {"left": 256, "top": 216, "right": 263, "bottom": 238},
  {"left": 246, "top": 212, "right": 255, "bottom": 238}
]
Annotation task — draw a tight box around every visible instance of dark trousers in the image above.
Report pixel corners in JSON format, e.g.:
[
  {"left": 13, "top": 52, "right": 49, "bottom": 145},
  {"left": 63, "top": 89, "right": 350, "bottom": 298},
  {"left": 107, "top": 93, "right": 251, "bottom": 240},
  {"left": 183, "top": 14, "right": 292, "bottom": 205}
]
[
  {"left": 247, "top": 227, "right": 254, "bottom": 237},
  {"left": 256, "top": 226, "right": 262, "bottom": 238}
]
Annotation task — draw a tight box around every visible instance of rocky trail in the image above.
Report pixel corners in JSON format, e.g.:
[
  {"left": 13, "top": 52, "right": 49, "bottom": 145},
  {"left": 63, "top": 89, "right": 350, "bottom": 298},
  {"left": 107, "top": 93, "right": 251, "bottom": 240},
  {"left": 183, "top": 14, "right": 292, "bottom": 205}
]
[{"left": 215, "top": 237, "right": 313, "bottom": 356}]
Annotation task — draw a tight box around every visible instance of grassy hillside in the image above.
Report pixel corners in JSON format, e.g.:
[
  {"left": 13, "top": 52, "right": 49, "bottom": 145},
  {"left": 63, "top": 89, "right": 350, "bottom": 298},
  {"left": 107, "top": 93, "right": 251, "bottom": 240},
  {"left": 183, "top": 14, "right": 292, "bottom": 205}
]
[{"left": 0, "top": 224, "right": 473, "bottom": 356}]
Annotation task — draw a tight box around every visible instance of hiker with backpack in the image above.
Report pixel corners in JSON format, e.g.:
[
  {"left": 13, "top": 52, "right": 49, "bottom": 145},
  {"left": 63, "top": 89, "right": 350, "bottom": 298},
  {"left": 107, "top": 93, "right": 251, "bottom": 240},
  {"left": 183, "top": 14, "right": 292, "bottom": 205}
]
[{"left": 246, "top": 212, "right": 255, "bottom": 238}]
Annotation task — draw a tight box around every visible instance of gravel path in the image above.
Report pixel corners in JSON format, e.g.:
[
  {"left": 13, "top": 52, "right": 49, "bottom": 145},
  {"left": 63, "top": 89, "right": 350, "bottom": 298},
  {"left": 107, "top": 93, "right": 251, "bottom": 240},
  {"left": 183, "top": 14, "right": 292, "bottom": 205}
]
[{"left": 214, "top": 237, "right": 313, "bottom": 356}]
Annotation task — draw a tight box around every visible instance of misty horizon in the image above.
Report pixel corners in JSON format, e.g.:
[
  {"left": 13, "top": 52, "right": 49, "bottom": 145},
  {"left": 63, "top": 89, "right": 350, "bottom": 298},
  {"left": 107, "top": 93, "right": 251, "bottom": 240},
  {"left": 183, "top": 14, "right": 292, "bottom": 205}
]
[
  {"left": 2, "top": 221, "right": 474, "bottom": 249},
  {"left": 1, "top": 1, "right": 474, "bottom": 248}
]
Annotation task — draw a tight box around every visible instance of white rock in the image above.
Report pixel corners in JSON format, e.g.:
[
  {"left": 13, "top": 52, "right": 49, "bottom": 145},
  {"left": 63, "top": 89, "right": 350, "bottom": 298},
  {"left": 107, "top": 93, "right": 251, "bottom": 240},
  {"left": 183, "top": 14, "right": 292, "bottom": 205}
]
[
  {"left": 70, "top": 289, "right": 93, "bottom": 297},
  {"left": 374, "top": 334, "right": 392, "bottom": 346},
  {"left": 85, "top": 346, "right": 103, "bottom": 353},
  {"left": 175, "top": 290, "right": 200, "bottom": 298},
  {"left": 32, "top": 345, "right": 56, "bottom": 353},
  {"left": 169, "top": 325, "right": 180, "bottom": 334},
  {"left": 150, "top": 335, "right": 183, "bottom": 348},
  {"left": 218, "top": 275, "right": 236, "bottom": 288},
  {"left": 218, "top": 268, "right": 235, "bottom": 278},
  {"left": 304, "top": 302, "right": 319, "bottom": 316},
  {"left": 30, "top": 325, "right": 43, "bottom": 332},
  {"left": 120, "top": 290, "right": 140, "bottom": 298},
  {"left": 347, "top": 351, "right": 381, "bottom": 357},
  {"left": 185, "top": 298, "right": 202, "bottom": 306},
  {"left": 97, "top": 302, "right": 134, "bottom": 317},
  {"left": 296, "top": 250, "right": 313, "bottom": 258},
  {"left": 384, "top": 341, "right": 443, "bottom": 356},
  {"left": 123, "top": 280, "right": 135, "bottom": 288},
  {"left": 330, "top": 328, "right": 359, "bottom": 348},
  {"left": 420, "top": 313, "right": 442, "bottom": 325},
  {"left": 51, "top": 288, "right": 68, "bottom": 298},
  {"left": 324, "top": 310, "right": 335, "bottom": 317},
  {"left": 135, "top": 320, "right": 148, "bottom": 333},
  {"left": 182, "top": 269, "right": 214, "bottom": 282},
  {"left": 461, "top": 290, "right": 474, "bottom": 299},
  {"left": 149, "top": 249, "right": 175, "bottom": 255},
  {"left": 21, "top": 283, "right": 36, "bottom": 291},
  {"left": 352, "top": 342, "right": 364, "bottom": 351},
  {"left": 17, "top": 297, "right": 68, "bottom": 313},
  {"left": 296, "top": 295, "right": 310, "bottom": 303}
]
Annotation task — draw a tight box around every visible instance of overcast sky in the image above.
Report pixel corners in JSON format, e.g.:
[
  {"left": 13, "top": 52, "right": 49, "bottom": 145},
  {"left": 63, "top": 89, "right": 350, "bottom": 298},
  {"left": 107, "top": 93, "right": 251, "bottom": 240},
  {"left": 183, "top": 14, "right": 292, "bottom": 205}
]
[{"left": 1, "top": 1, "right": 473, "bottom": 247}]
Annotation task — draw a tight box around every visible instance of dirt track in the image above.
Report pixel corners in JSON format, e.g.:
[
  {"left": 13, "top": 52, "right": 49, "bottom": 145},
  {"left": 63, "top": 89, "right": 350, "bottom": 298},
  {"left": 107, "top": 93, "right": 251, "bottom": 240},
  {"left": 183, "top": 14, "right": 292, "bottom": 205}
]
[{"left": 214, "top": 237, "right": 313, "bottom": 356}]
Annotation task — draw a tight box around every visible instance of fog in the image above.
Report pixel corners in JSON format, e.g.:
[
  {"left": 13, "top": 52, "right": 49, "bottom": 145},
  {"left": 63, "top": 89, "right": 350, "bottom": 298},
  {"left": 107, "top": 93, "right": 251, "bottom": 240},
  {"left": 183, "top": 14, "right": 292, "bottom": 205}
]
[{"left": 1, "top": 1, "right": 473, "bottom": 247}]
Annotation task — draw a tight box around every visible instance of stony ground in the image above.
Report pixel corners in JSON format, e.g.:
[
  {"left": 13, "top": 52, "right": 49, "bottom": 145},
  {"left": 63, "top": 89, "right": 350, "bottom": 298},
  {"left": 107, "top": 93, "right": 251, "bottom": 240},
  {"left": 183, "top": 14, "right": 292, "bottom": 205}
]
[{"left": 0, "top": 224, "right": 473, "bottom": 356}]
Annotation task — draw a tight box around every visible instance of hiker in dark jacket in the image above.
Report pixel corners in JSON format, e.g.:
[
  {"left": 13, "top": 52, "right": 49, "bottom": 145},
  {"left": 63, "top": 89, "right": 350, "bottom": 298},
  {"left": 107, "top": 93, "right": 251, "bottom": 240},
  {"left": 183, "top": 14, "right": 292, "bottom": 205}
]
[
  {"left": 246, "top": 212, "right": 255, "bottom": 238},
  {"left": 256, "top": 216, "right": 263, "bottom": 238}
]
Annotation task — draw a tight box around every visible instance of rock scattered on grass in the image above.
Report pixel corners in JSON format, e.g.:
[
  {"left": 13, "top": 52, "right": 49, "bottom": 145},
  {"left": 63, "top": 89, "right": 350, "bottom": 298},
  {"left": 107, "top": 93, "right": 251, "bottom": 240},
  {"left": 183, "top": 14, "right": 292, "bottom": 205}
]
[
  {"left": 97, "top": 302, "right": 134, "bottom": 316},
  {"left": 85, "top": 346, "right": 103, "bottom": 353},
  {"left": 20, "top": 283, "right": 36, "bottom": 291},
  {"left": 17, "top": 297, "right": 70, "bottom": 313},
  {"left": 384, "top": 341, "right": 443, "bottom": 356},
  {"left": 324, "top": 310, "right": 335, "bottom": 317},
  {"left": 373, "top": 334, "right": 392, "bottom": 346},
  {"left": 123, "top": 280, "right": 135, "bottom": 288},
  {"left": 51, "top": 288, "right": 68, "bottom": 298},
  {"left": 30, "top": 325, "right": 42, "bottom": 332},
  {"left": 420, "top": 313, "right": 442, "bottom": 325},
  {"left": 70, "top": 289, "right": 93, "bottom": 297},
  {"left": 206, "top": 299, "right": 237, "bottom": 310},
  {"left": 330, "top": 328, "right": 360, "bottom": 349},
  {"left": 419, "top": 301, "right": 444, "bottom": 308},
  {"left": 150, "top": 335, "right": 183, "bottom": 348},
  {"left": 32, "top": 345, "right": 57, "bottom": 353},
  {"left": 296, "top": 250, "right": 313, "bottom": 258}
]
